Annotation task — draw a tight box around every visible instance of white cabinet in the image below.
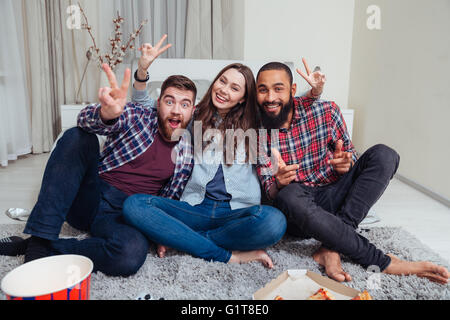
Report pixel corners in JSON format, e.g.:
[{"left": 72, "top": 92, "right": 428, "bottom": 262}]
[
  {"left": 341, "top": 109, "right": 354, "bottom": 140},
  {"left": 56, "top": 104, "right": 107, "bottom": 153},
  {"left": 60, "top": 104, "right": 87, "bottom": 132}
]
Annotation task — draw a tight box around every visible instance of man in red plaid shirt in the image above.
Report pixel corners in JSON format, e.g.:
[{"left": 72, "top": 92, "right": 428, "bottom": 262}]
[{"left": 256, "top": 60, "right": 449, "bottom": 285}]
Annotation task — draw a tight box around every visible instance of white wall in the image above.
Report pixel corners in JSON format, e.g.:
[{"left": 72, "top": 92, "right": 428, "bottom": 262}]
[
  {"left": 243, "top": 0, "right": 356, "bottom": 109},
  {"left": 348, "top": 0, "right": 450, "bottom": 199}
]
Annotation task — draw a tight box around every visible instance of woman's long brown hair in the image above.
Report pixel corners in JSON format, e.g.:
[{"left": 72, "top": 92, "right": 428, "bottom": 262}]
[{"left": 195, "top": 63, "right": 261, "bottom": 165}]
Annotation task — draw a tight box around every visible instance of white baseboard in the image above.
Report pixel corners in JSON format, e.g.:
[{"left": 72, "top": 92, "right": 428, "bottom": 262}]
[{"left": 395, "top": 174, "right": 450, "bottom": 208}]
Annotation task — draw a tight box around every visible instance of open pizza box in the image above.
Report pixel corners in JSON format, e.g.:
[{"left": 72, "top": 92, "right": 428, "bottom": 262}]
[{"left": 253, "top": 270, "right": 365, "bottom": 300}]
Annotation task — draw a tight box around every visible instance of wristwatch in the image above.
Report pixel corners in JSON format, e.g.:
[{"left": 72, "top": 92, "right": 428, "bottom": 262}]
[{"left": 134, "top": 70, "right": 150, "bottom": 83}]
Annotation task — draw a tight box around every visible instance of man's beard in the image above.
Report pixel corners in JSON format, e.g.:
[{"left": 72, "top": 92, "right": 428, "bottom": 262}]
[
  {"left": 259, "top": 96, "right": 294, "bottom": 130},
  {"left": 157, "top": 112, "right": 187, "bottom": 142}
]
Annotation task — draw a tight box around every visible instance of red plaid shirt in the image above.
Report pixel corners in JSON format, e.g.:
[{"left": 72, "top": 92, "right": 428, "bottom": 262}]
[{"left": 257, "top": 96, "right": 358, "bottom": 198}]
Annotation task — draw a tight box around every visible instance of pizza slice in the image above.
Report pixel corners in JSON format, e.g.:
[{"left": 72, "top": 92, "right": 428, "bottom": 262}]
[
  {"left": 351, "top": 290, "right": 372, "bottom": 300},
  {"left": 307, "top": 288, "right": 336, "bottom": 300}
]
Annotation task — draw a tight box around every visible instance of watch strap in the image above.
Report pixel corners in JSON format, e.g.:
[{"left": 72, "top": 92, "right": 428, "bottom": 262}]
[{"left": 134, "top": 70, "right": 149, "bottom": 83}]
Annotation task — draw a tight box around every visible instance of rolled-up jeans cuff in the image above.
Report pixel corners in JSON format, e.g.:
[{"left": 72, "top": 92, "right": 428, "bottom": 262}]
[
  {"left": 362, "top": 254, "right": 391, "bottom": 273},
  {"left": 222, "top": 250, "right": 232, "bottom": 264},
  {"left": 378, "top": 254, "right": 392, "bottom": 272},
  {"left": 23, "top": 222, "right": 60, "bottom": 241}
]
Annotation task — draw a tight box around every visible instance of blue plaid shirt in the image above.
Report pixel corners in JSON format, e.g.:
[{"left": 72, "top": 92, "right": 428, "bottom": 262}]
[{"left": 77, "top": 88, "right": 194, "bottom": 200}]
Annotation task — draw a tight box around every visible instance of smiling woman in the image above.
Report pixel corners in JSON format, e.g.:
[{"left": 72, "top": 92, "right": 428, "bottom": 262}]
[
  {"left": 211, "top": 69, "right": 246, "bottom": 117},
  {"left": 123, "top": 62, "right": 287, "bottom": 269},
  {"left": 195, "top": 63, "right": 260, "bottom": 162}
]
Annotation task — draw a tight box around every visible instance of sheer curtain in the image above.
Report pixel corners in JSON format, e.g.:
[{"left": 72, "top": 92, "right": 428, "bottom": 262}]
[
  {"left": 14, "top": 0, "right": 188, "bottom": 155},
  {"left": 185, "top": 0, "right": 245, "bottom": 60},
  {"left": 106, "top": 0, "right": 188, "bottom": 60},
  {"left": 57, "top": 0, "right": 188, "bottom": 106},
  {"left": 10, "top": 0, "right": 240, "bottom": 160},
  {"left": 0, "top": 0, "right": 32, "bottom": 167},
  {"left": 22, "top": 0, "right": 55, "bottom": 153}
]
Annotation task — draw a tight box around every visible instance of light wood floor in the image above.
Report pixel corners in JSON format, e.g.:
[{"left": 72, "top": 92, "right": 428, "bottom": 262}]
[{"left": 1, "top": 153, "right": 449, "bottom": 263}]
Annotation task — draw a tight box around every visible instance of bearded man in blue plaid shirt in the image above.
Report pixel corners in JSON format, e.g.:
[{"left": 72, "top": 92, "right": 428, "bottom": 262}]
[{"left": 0, "top": 37, "right": 197, "bottom": 277}]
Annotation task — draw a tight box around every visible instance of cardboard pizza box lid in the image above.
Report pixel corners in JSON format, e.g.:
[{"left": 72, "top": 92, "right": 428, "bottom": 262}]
[{"left": 253, "top": 270, "right": 362, "bottom": 300}]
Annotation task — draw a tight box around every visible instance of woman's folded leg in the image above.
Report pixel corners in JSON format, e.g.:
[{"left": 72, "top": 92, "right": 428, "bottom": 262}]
[
  {"left": 122, "top": 194, "right": 232, "bottom": 263},
  {"left": 203, "top": 205, "right": 287, "bottom": 251},
  {"left": 197, "top": 205, "right": 286, "bottom": 268}
]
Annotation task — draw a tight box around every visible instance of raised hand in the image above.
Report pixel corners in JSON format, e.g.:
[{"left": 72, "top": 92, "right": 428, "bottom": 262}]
[
  {"left": 272, "top": 149, "right": 299, "bottom": 189},
  {"left": 296, "top": 58, "right": 326, "bottom": 97},
  {"left": 137, "top": 34, "right": 172, "bottom": 73},
  {"left": 99, "top": 63, "right": 131, "bottom": 122},
  {"left": 328, "top": 140, "right": 354, "bottom": 175}
]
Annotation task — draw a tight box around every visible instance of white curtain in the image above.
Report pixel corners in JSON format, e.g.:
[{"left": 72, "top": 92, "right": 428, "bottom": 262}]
[
  {"left": 22, "top": 0, "right": 55, "bottom": 154},
  {"left": 4, "top": 0, "right": 241, "bottom": 161},
  {"left": 185, "top": 0, "right": 245, "bottom": 60},
  {"left": 11, "top": 0, "right": 188, "bottom": 156},
  {"left": 106, "top": 0, "right": 188, "bottom": 60},
  {"left": 0, "top": 0, "right": 32, "bottom": 166}
]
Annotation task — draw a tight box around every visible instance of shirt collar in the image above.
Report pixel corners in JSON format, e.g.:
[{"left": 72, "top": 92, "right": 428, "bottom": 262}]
[
  {"left": 214, "top": 111, "right": 224, "bottom": 128},
  {"left": 293, "top": 98, "right": 303, "bottom": 121}
]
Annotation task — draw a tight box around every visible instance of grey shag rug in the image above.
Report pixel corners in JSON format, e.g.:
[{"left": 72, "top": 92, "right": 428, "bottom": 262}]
[{"left": 0, "top": 223, "right": 448, "bottom": 300}]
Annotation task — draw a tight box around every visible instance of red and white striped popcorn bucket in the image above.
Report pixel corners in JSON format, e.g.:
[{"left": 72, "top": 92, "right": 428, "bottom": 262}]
[{"left": 1, "top": 255, "right": 93, "bottom": 300}]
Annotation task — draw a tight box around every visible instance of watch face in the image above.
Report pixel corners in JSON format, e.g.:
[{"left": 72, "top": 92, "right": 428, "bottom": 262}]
[{"left": 135, "top": 70, "right": 149, "bottom": 82}]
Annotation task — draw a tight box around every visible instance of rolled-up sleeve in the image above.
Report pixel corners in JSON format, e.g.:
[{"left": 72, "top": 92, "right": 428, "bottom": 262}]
[
  {"left": 77, "top": 102, "right": 145, "bottom": 136},
  {"left": 132, "top": 86, "right": 157, "bottom": 110}
]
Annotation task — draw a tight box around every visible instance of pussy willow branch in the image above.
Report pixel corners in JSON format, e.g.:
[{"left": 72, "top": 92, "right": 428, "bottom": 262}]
[
  {"left": 78, "top": 2, "right": 103, "bottom": 65},
  {"left": 78, "top": 3, "right": 148, "bottom": 70}
]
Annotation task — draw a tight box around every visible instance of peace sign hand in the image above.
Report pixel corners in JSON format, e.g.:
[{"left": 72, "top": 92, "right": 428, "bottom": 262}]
[
  {"left": 296, "top": 58, "right": 326, "bottom": 97},
  {"left": 137, "top": 34, "right": 172, "bottom": 72},
  {"left": 99, "top": 64, "right": 131, "bottom": 122}
]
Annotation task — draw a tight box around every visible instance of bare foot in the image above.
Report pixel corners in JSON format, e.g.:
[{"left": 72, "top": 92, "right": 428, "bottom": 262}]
[
  {"left": 313, "top": 247, "right": 352, "bottom": 282},
  {"left": 383, "top": 254, "right": 449, "bottom": 284},
  {"left": 157, "top": 244, "right": 168, "bottom": 258},
  {"left": 228, "top": 250, "right": 274, "bottom": 269}
]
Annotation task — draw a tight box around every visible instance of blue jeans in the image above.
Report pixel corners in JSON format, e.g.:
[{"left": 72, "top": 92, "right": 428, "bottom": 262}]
[
  {"left": 123, "top": 195, "right": 287, "bottom": 263},
  {"left": 23, "top": 128, "right": 149, "bottom": 277}
]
